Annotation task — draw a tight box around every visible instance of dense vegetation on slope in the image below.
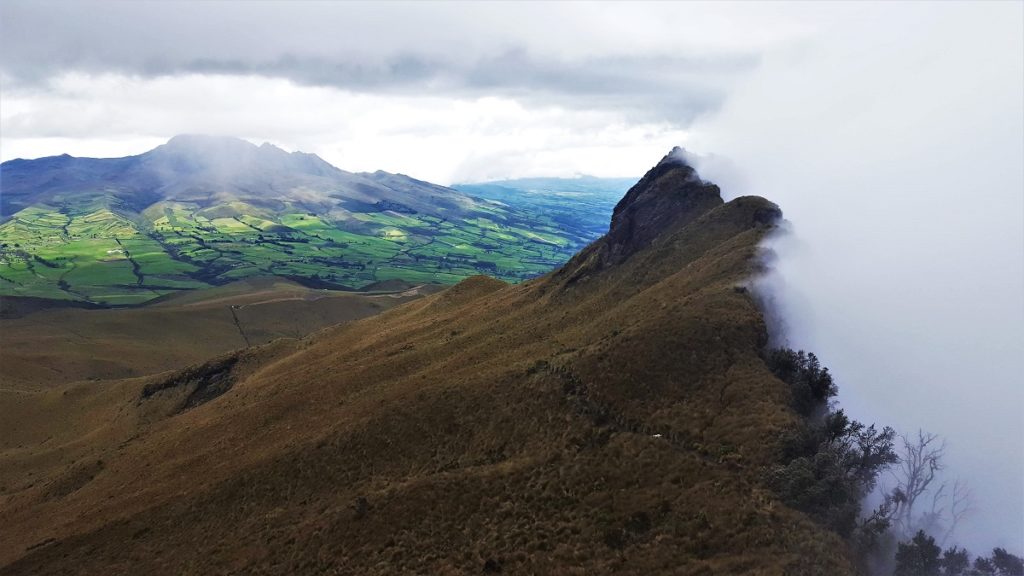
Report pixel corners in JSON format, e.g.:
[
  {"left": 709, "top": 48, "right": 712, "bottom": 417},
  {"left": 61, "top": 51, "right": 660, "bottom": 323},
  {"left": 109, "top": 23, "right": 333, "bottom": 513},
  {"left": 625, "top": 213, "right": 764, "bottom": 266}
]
[
  {"left": 0, "top": 136, "right": 625, "bottom": 304},
  {"left": 0, "top": 150, "right": 858, "bottom": 574},
  {"left": 893, "top": 532, "right": 1023, "bottom": 576},
  {"left": 762, "top": 350, "right": 1024, "bottom": 575}
]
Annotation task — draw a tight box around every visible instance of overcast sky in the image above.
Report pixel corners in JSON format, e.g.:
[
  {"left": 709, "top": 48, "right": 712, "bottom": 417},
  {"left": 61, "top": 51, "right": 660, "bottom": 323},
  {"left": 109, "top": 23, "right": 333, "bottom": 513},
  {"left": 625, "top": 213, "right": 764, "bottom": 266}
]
[
  {"left": 1, "top": 0, "right": 1022, "bottom": 553},
  {"left": 2, "top": 1, "right": 838, "bottom": 183}
]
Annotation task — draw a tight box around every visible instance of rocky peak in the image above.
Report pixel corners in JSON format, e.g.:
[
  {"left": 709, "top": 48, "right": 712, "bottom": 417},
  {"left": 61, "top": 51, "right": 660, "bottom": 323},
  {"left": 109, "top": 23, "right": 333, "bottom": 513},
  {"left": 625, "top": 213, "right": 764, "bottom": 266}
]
[{"left": 604, "top": 147, "right": 724, "bottom": 263}]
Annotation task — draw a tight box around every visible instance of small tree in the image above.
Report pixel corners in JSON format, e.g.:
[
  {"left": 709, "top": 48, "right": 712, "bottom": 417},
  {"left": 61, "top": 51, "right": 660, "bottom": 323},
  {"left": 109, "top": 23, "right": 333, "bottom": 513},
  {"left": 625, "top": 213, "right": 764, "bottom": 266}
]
[
  {"left": 990, "top": 548, "right": 1024, "bottom": 576},
  {"left": 973, "top": 557, "right": 997, "bottom": 574},
  {"left": 888, "top": 538, "right": 1023, "bottom": 576},
  {"left": 765, "top": 348, "right": 837, "bottom": 417},
  {"left": 894, "top": 531, "right": 942, "bottom": 576},
  {"left": 942, "top": 547, "right": 969, "bottom": 576}
]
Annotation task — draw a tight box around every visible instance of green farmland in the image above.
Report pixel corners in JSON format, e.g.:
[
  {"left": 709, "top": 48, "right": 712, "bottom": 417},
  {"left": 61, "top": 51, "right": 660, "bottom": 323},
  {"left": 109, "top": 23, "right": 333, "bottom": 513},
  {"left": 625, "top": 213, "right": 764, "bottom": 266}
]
[{"left": 0, "top": 193, "right": 592, "bottom": 305}]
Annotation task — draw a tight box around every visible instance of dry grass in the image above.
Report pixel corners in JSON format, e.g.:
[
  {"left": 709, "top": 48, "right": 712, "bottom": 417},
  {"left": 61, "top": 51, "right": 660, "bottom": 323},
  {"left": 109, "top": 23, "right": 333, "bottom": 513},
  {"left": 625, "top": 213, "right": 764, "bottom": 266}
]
[
  {"left": 0, "top": 276, "right": 433, "bottom": 391},
  {"left": 0, "top": 161, "right": 855, "bottom": 574}
]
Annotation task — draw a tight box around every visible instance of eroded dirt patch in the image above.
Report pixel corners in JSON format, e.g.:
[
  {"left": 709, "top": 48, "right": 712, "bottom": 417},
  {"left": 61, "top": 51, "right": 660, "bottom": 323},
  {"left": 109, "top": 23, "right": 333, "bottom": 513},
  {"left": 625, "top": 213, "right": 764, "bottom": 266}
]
[{"left": 140, "top": 355, "right": 239, "bottom": 414}]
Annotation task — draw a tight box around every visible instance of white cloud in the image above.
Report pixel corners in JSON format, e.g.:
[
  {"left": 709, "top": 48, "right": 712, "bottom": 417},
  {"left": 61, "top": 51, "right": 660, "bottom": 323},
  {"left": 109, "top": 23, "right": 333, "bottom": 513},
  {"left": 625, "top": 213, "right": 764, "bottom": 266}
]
[
  {"left": 0, "top": 2, "right": 843, "bottom": 177},
  {"left": 1, "top": 73, "right": 688, "bottom": 183},
  {"left": 690, "top": 1, "right": 1024, "bottom": 551}
]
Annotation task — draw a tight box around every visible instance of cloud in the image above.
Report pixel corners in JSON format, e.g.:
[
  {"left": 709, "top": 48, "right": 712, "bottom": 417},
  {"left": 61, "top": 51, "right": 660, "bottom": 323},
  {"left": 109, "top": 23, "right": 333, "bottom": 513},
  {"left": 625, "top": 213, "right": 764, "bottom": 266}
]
[
  {"left": 0, "top": 73, "right": 690, "bottom": 184},
  {"left": 0, "top": 1, "right": 778, "bottom": 125},
  {"left": 689, "top": 1, "right": 1024, "bottom": 551},
  {"left": 104, "top": 50, "right": 751, "bottom": 125},
  {"left": 0, "top": 1, "right": 809, "bottom": 179}
]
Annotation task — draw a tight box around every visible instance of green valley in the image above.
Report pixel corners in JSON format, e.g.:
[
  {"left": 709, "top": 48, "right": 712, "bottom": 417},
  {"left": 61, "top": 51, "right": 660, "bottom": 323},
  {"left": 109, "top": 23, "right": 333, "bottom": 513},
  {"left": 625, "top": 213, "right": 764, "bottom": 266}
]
[
  {"left": 0, "top": 195, "right": 584, "bottom": 304},
  {"left": 0, "top": 137, "right": 632, "bottom": 305}
]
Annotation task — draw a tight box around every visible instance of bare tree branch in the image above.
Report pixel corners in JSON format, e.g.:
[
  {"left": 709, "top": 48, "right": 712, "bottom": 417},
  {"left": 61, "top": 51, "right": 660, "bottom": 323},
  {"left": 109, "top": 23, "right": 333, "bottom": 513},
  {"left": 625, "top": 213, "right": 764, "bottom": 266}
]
[
  {"left": 941, "top": 479, "right": 973, "bottom": 546},
  {"left": 890, "top": 430, "right": 947, "bottom": 536}
]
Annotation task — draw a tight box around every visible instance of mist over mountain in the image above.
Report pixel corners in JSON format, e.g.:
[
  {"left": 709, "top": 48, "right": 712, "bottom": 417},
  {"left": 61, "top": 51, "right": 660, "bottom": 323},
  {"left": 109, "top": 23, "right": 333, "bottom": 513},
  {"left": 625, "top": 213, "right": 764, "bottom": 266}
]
[
  {"left": 684, "top": 6, "right": 1024, "bottom": 551},
  {"left": 2, "top": 140, "right": 1020, "bottom": 574},
  {"left": 1, "top": 2, "right": 1020, "bottom": 574},
  {"left": 1, "top": 150, "right": 866, "bottom": 575},
  {"left": 1, "top": 134, "right": 474, "bottom": 217},
  {"left": 0, "top": 136, "right": 608, "bottom": 304}
]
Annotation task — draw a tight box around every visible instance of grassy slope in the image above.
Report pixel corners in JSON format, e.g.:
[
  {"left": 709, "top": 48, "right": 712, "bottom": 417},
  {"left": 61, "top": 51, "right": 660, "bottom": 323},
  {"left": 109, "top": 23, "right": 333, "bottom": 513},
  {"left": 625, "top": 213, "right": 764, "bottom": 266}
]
[
  {"left": 0, "top": 277, "right": 435, "bottom": 391},
  {"left": 0, "top": 159, "right": 854, "bottom": 574}
]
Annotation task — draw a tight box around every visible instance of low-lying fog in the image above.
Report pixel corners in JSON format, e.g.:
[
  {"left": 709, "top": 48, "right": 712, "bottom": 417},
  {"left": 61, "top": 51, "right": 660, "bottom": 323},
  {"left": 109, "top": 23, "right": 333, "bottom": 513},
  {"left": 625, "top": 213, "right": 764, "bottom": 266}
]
[{"left": 690, "top": 3, "right": 1023, "bottom": 552}]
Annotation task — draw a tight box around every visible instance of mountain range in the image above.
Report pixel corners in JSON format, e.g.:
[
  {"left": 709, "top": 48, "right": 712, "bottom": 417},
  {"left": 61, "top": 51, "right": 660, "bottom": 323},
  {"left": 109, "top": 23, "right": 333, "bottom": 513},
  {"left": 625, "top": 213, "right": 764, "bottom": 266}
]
[
  {"left": 2, "top": 134, "right": 466, "bottom": 216},
  {"left": 0, "top": 150, "right": 857, "bottom": 574},
  {"left": 0, "top": 136, "right": 628, "bottom": 304}
]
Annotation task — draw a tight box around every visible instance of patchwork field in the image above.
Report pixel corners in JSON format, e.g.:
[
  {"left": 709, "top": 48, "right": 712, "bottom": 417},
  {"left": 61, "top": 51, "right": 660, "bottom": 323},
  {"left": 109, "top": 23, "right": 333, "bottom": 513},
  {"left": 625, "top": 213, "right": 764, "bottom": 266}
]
[
  {"left": 1, "top": 136, "right": 632, "bottom": 305},
  {"left": 0, "top": 190, "right": 611, "bottom": 305}
]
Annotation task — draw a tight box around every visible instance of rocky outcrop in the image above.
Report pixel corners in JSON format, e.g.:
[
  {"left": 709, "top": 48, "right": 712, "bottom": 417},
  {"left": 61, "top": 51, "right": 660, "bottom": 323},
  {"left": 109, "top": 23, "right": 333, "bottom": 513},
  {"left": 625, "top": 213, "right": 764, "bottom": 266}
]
[{"left": 604, "top": 147, "right": 724, "bottom": 263}]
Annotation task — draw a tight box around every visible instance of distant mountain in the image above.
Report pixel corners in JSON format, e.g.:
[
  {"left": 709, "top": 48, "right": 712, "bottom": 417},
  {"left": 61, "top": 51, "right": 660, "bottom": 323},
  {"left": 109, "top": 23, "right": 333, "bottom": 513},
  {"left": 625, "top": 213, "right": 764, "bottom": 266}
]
[
  {"left": 0, "top": 150, "right": 858, "bottom": 574},
  {"left": 0, "top": 134, "right": 474, "bottom": 217},
  {"left": 0, "top": 136, "right": 591, "bottom": 304}
]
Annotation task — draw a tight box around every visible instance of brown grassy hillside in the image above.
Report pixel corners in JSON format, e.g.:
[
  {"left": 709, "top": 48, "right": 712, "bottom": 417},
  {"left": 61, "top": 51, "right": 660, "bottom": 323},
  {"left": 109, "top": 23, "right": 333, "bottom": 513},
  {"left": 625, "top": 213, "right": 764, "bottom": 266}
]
[
  {"left": 0, "top": 277, "right": 435, "bottom": 390},
  {"left": 0, "top": 151, "right": 854, "bottom": 575}
]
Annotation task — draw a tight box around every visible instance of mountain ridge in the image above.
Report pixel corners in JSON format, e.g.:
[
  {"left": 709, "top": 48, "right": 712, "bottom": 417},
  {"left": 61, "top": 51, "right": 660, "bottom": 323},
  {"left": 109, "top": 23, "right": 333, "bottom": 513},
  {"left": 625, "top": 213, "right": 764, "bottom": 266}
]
[{"left": 0, "top": 151, "right": 855, "bottom": 574}]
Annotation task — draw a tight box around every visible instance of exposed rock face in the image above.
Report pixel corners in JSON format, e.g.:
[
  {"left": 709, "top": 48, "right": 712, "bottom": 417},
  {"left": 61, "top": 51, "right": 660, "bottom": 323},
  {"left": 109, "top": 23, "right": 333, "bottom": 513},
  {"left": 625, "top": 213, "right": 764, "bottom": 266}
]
[
  {"left": 554, "top": 147, "right": 781, "bottom": 289},
  {"left": 605, "top": 147, "right": 725, "bottom": 263}
]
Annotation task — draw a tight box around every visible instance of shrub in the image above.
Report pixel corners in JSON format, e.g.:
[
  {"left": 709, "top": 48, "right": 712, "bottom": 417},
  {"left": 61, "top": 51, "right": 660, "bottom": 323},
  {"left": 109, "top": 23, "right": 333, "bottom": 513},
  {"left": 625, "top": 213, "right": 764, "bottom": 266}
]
[
  {"left": 765, "top": 349, "right": 897, "bottom": 538},
  {"left": 765, "top": 348, "right": 837, "bottom": 417},
  {"left": 894, "top": 531, "right": 942, "bottom": 576}
]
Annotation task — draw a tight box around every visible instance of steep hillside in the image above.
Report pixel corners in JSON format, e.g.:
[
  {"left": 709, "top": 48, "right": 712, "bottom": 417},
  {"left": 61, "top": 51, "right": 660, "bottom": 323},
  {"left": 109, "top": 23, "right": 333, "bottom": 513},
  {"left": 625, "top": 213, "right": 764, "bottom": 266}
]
[
  {"left": 0, "top": 150, "right": 854, "bottom": 574},
  {"left": 0, "top": 136, "right": 593, "bottom": 304}
]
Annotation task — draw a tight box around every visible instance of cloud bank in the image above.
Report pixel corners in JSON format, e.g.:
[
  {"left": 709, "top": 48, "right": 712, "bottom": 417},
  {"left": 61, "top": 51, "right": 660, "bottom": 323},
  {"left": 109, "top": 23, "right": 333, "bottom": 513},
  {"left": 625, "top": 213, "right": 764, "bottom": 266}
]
[
  {"left": 689, "top": 2, "right": 1024, "bottom": 551},
  {"left": 0, "top": 1, "right": 816, "bottom": 181}
]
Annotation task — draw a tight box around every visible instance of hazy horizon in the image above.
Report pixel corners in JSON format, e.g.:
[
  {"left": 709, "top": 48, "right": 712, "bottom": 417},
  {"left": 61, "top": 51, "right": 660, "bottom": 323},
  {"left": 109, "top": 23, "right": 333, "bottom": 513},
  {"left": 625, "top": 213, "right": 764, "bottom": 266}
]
[{"left": 0, "top": 134, "right": 644, "bottom": 185}]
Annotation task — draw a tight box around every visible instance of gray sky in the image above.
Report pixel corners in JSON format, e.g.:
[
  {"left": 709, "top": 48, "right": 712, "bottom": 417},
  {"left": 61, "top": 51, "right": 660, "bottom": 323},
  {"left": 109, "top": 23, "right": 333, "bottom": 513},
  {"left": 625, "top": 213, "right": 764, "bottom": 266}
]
[
  {"left": 0, "top": 1, "right": 817, "bottom": 181},
  {"left": 1, "top": 0, "right": 1022, "bottom": 552}
]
